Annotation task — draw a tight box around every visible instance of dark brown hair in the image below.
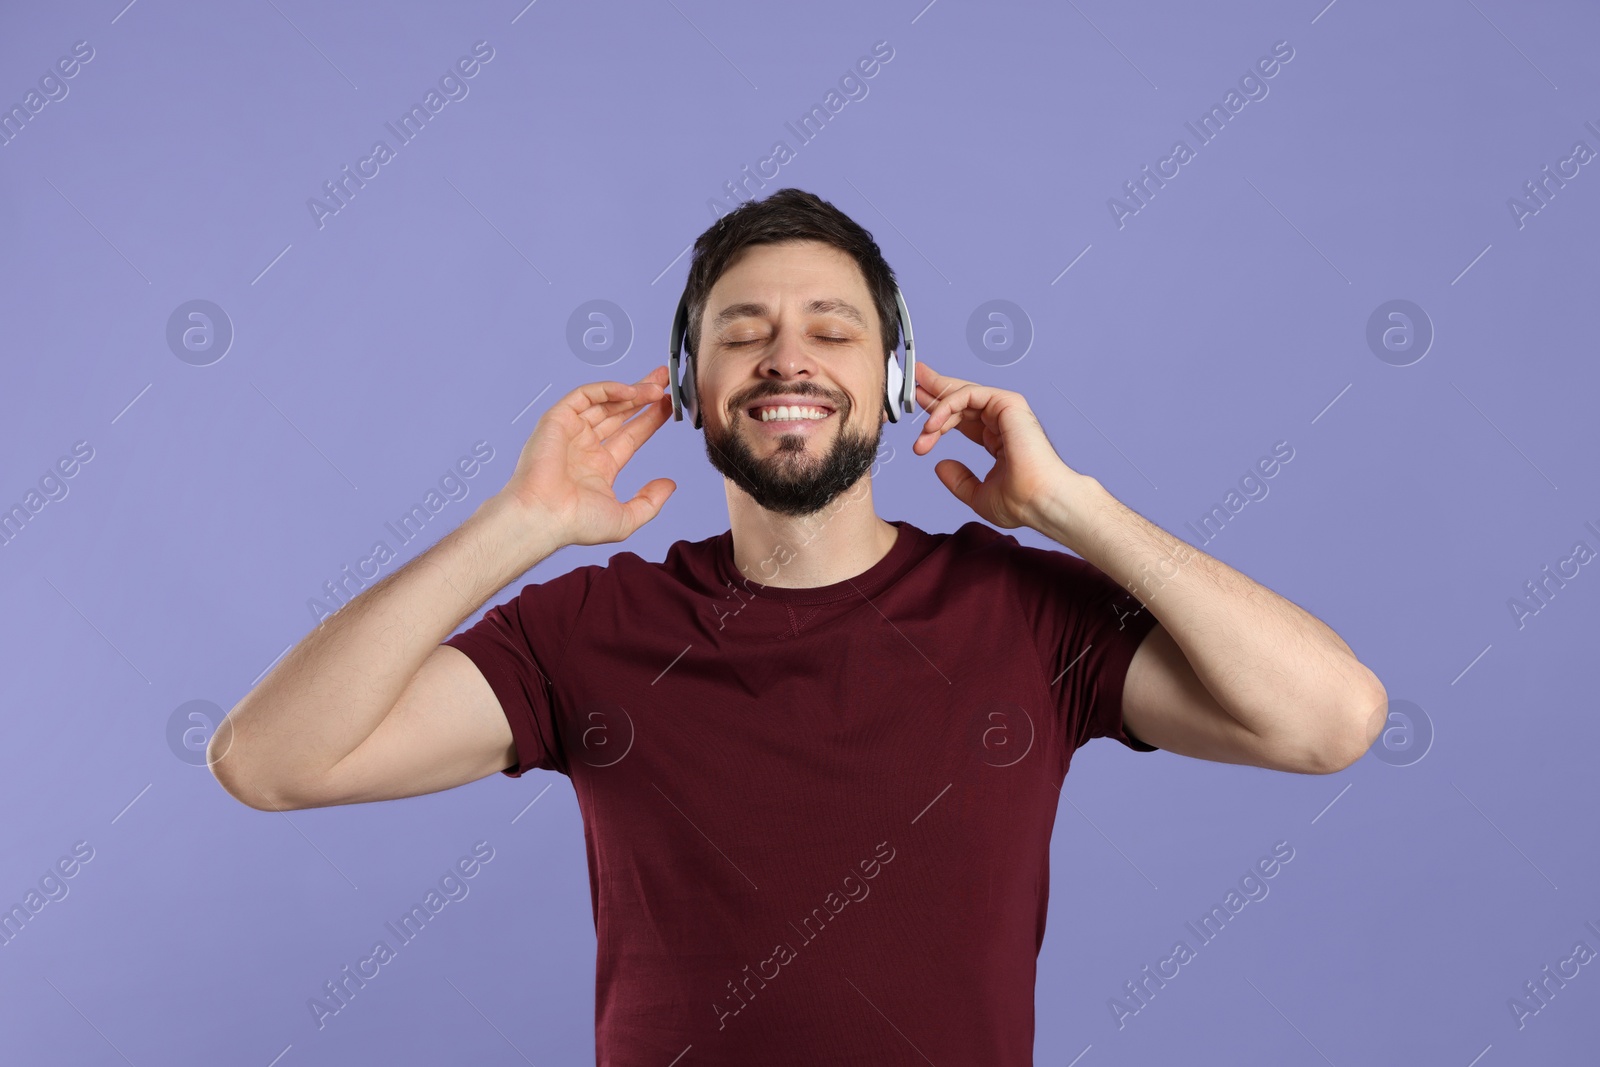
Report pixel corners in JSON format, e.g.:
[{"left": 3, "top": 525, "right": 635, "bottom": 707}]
[{"left": 681, "top": 188, "right": 901, "bottom": 366}]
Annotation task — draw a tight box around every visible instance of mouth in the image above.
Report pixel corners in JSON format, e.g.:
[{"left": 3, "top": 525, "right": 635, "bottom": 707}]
[{"left": 745, "top": 401, "right": 836, "bottom": 430}]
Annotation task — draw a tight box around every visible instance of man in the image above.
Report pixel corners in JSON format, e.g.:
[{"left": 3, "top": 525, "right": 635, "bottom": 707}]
[{"left": 210, "top": 188, "right": 1386, "bottom": 1064}]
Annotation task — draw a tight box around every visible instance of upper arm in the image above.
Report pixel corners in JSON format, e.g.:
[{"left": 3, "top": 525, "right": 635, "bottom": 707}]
[
  {"left": 1121, "top": 622, "right": 1342, "bottom": 774},
  {"left": 278, "top": 644, "right": 518, "bottom": 809}
]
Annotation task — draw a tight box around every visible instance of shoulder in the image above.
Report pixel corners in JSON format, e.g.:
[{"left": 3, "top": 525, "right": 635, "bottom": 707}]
[
  {"left": 889, "top": 520, "right": 1039, "bottom": 597},
  {"left": 523, "top": 528, "right": 727, "bottom": 599},
  {"left": 937, "top": 519, "right": 1056, "bottom": 575},
  {"left": 936, "top": 522, "right": 1133, "bottom": 615}
]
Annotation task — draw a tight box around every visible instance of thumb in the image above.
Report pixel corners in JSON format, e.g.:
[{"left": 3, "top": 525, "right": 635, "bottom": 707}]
[
  {"left": 620, "top": 477, "right": 676, "bottom": 533},
  {"left": 935, "top": 460, "right": 978, "bottom": 507}
]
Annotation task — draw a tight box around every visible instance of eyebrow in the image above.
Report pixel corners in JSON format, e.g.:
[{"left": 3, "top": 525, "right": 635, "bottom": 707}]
[{"left": 710, "top": 299, "right": 869, "bottom": 332}]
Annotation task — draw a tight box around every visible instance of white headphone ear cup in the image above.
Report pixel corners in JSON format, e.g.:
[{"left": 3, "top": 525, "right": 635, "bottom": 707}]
[{"left": 884, "top": 353, "right": 904, "bottom": 422}]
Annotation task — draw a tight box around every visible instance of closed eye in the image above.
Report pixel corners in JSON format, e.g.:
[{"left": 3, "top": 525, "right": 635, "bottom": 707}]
[{"left": 724, "top": 336, "right": 851, "bottom": 347}]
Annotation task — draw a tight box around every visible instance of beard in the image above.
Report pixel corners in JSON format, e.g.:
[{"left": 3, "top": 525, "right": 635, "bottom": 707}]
[{"left": 702, "top": 393, "right": 883, "bottom": 518}]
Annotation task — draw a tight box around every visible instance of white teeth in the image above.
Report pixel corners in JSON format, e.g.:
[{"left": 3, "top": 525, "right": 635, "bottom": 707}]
[{"left": 757, "top": 406, "right": 829, "bottom": 422}]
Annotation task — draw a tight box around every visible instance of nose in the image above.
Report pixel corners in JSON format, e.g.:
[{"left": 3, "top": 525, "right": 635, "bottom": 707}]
[{"left": 755, "top": 321, "right": 819, "bottom": 383}]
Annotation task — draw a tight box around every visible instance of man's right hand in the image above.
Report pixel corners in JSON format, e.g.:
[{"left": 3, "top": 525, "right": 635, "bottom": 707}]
[
  {"left": 210, "top": 365, "right": 682, "bottom": 811},
  {"left": 495, "top": 364, "right": 678, "bottom": 549}
]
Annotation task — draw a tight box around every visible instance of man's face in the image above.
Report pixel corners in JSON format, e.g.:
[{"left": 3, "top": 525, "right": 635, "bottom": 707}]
[{"left": 695, "top": 240, "right": 887, "bottom": 518}]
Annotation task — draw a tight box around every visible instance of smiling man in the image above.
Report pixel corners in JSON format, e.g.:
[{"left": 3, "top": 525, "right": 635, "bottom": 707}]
[
  {"left": 210, "top": 188, "right": 1387, "bottom": 1065},
  {"left": 689, "top": 219, "right": 904, "bottom": 589},
  {"left": 699, "top": 263, "right": 890, "bottom": 519}
]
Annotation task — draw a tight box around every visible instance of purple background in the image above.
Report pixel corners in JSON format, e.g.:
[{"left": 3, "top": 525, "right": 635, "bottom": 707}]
[{"left": 3, "top": 0, "right": 1597, "bottom": 1063}]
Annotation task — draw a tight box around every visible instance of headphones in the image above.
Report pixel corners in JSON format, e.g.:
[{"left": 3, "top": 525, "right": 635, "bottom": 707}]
[{"left": 668, "top": 286, "right": 916, "bottom": 429}]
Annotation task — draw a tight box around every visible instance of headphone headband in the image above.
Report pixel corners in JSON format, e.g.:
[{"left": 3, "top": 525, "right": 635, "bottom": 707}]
[{"left": 668, "top": 287, "right": 916, "bottom": 429}]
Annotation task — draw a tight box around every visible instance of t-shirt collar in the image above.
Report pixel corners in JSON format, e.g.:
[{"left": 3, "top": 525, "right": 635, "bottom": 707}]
[{"left": 713, "top": 518, "right": 924, "bottom": 605}]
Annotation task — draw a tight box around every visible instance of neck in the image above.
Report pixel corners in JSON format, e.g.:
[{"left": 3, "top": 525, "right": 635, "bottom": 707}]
[{"left": 725, "top": 475, "right": 898, "bottom": 589}]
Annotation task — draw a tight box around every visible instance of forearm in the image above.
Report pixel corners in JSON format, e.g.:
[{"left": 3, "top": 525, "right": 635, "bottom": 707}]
[
  {"left": 1032, "top": 472, "right": 1383, "bottom": 747},
  {"left": 212, "top": 494, "right": 563, "bottom": 802}
]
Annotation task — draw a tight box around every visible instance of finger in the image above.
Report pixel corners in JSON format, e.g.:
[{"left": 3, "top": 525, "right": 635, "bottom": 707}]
[
  {"left": 925, "top": 382, "right": 1012, "bottom": 436},
  {"left": 915, "top": 384, "right": 981, "bottom": 440},
  {"left": 934, "top": 458, "right": 979, "bottom": 508},
  {"left": 914, "top": 376, "right": 961, "bottom": 414},
  {"left": 591, "top": 403, "right": 638, "bottom": 441},
  {"left": 914, "top": 382, "right": 966, "bottom": 429},
  {"left": 914, "top": 361, "right": 969, "bottom": 399},
  {"left": 585, "top": 380, "right": 666, "bottom": 432},
  {"left": 563, "top": 379, "right": 643, "bottom": 416},
  {"left": 583, "top": 396, "right": 658, "bottom": 435},
  {"left": 603, "top": 393, "right": 674, "bottom": 468},
  {"left": 915, "top": 388, "right": 959, "bottom": 420},
  {"left": 916, "top": 386, "right": 1010, "bottom": 456},
  {"left": 922, "top": 384, "right": 985, "bottom": 432},
  {"left": 598, "top": 390, "right": 670, "bottom": 450},
  {"left": 619, "top": 476, "right": 676, "bottom": 534},
  {"left": 941, "top": 405, "right": 994, "bottom": 450},
  {"left": 913, "top": 411, "right": 986, "bottom": 455}
]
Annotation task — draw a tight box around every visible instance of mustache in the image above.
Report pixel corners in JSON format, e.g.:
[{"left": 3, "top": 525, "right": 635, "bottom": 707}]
[{"left": 733, "top": 386, "right": 845, "bottom": 410}]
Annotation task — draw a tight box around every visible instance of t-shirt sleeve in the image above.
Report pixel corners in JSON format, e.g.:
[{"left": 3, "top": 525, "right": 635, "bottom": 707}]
[
  {"left": 442, "top": 564, "right": 599, "bottom": 778},
  {"left": 1010, "top": 542, "right": 1162, "bottom": 753}
]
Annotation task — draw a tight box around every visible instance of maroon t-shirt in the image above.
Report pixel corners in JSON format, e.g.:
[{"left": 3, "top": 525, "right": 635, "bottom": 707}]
[{"left": 444, "top": 518, "right": 1159, "bottom": 1065}]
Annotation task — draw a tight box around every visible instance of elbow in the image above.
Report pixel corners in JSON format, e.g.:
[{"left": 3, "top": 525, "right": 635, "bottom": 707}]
[
  {"left": 207, "top": 757, "right": 285, "bottom": 812},
  {"left": 204, "top": 719, "right": 250, "bottom": 807},
  {"left": 205, "top": 719, "right": 304, "bottom": 812},
  {"left": 211, "top": 767, "right": 304, "bottom": 812},
  {"left": 1351, "top": 673, "right": 1390, "bottom": 766},
  {"left": 1314, "top": 676, "right": 1389, "bottom": 774}
]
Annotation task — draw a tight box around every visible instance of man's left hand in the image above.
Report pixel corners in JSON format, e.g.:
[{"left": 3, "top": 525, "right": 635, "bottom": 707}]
[{"left": 911, "top": 361, "right": 1080, "bottom": 530}]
